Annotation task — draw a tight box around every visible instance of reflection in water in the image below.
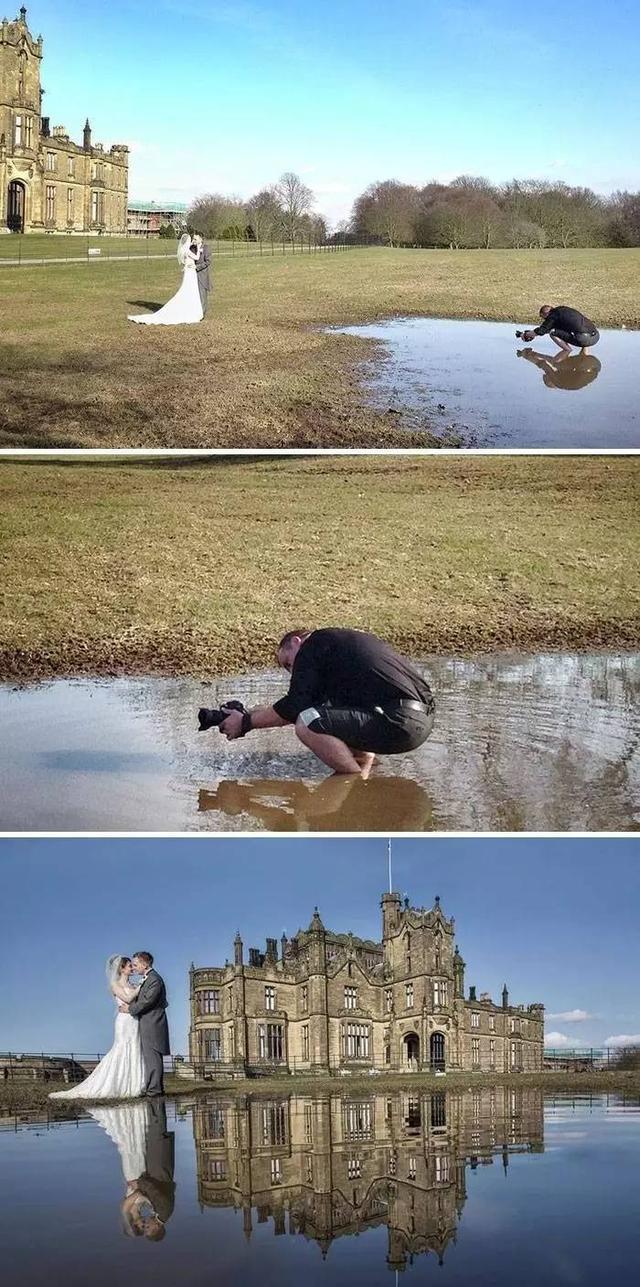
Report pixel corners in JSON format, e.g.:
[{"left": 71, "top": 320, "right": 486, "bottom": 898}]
[
  {"left": 334, "top": 316, "right": 638, "bottom": 447},
  {"left": 4, "top": 1090, "right": 640, "bottom": 1284},
  {"left": 191, "top": 1086, "right": 543, "bottom": 1267},
  {"left": 517, "top": 347, "right": 602, "bottom": 390},
  {"left": 1, "top": 652, "right": 638, "bottom": 830},
  {"left": 199, "top": 774, "right": 434, "bottom": 831},
  {"left": 88, "top": 1097, "right": 175, "bottom": 1240}
]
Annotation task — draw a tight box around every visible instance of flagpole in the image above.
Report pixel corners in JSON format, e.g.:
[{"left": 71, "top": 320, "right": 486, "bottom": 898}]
[{"left": 388, "top": 837, "right": 392, "bottom": 893}]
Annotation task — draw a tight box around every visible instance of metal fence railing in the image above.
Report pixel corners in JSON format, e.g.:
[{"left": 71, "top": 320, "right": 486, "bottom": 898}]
[
  {"left": 4, "top": 1047, "right": 638, "bottom": 1085},
  {"left": 0, "top": 1052, "right": 178, "bottom": 1082},
  {"left": 0, "top": 233, "right": 356, "bottom": 268},
  {"left": 544, "top": 1047, "right": 640, "bottom": 1070}
]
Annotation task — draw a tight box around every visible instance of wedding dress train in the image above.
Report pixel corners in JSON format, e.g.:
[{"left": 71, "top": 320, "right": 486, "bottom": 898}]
[
  {"left": 128, "top": 241, "right": 203, "bottom": 326},
  {"left": 49, "top": 988, "right": 145, "bottom": 1101}
]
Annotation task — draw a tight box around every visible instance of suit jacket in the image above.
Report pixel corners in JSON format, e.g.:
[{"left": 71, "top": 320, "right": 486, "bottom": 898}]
[
  {"left": 128, "top": 969, "right": 170, "bottom": 1054},
  {"left": 195, "top": 241, "right": 211, "bottom": 291}
]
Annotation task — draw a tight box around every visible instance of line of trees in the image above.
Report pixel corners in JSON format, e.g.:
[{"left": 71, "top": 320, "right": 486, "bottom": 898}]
[
  {"left": 350, "top": 177, "right": 640, "bottom": 249},
  {"left": 187, "top": 171, "right": 328, "bottom": 243}
]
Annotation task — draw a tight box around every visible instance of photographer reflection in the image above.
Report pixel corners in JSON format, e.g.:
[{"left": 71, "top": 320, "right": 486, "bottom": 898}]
[
  {"left": 89, "top": 1098, "right": 176, "bottom": 1241},
  {"left": 198, "top": 772, "right": 436, "bottom": 832},
  {"left": 517, "top": 345, "right": 602, "bottom": 391}
]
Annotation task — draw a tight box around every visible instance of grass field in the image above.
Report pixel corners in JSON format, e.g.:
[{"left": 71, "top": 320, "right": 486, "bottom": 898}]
[
  {"left": 0, "top": 233, "right": 175, "bottom": 262},
  {"left": 1, "top": 246, "right": 638, "bottom": 448},
  {"left": 1, "top": 455, "right": 638, "bottom": 681},
  {"left": 3, "top": 1068, "right": 640, "bottom": 1115}
]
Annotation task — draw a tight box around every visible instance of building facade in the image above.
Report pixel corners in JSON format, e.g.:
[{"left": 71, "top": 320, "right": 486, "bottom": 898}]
[
  {"left": 0, "top": 7, "right": 128, "bottom": 233},
  {"left": 192, "top": 1086, "right": 544, "bottom": 1267},
  {"left": 127, "top": 200, "right": 188, "bottom": 237},
  {"left": 189, "top": 892, "right": 544, "bottom": 1077}
]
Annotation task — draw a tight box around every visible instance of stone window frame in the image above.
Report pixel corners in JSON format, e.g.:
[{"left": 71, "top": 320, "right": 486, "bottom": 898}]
[
  {"left": 301, "top": 1023, "right": 309, "bottom": 1061},
  {"left": 471, "top": 1011, "right": 480, "bottom": 1029},
  {"left": 203, "top": 1027, "right": 223, "bottom": 1061},
  {"left": 199, "top": 988, "right": 220, "bottom": 1016},
  {"left": 265, "top": 985, "right": 276, "bottom": 1012},
  {"left": 344, "top": 984, "right": 358, "bottom": 1010},
  {"left": 46, "top": 150, "right": 56, "bottom": 171},
  {"left": 45, "top": 184, "right": 55, "bottom": 221},
  {"left": 405, "top": 981, "right": 414, "bottom": 1009},
  {"left": 14, "top": 113, "right": 23, "bottom": 147},
  {"left": 471, "top": 1035, "right": 480, "bottom": 1066}
]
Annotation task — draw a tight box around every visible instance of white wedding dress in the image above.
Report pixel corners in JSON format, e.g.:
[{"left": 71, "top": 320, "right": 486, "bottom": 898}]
[
  {"left": 88, "top": 1101, "right": 149, "bottom": 1184},
  {"left": 128, "top": 244, "right": 203, "bottom": 326},
  {"left": 49, "top": 982, "right": 145, "bottom": 1101}
]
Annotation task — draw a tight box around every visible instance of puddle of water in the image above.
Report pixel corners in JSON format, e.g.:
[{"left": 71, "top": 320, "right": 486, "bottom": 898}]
[
  {"left": 0, "top": 653, "right": 638, "bottom": 832},
  {"left": 1, "top": 1089, "right": 639, "bottom": 1287},
  {"left": 334, "top": 317, "right": 640, "bottom": 447}
]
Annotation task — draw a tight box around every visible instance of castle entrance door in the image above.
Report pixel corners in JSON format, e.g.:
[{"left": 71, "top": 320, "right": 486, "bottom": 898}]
[
  {"left": 7, "top": 180, "right": 26, "bottom": 233},
  {"left": 403, "top": 1032, "right": 420, "bottom": 1070}
]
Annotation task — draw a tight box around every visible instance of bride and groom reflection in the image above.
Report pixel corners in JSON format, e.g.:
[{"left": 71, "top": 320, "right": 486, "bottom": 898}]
[
  {"left": 197, "top": 771, "right": 437, "bottom": 831},
  {"left": 89, "top": 1096, "right": 176, "bottom": 1241}
]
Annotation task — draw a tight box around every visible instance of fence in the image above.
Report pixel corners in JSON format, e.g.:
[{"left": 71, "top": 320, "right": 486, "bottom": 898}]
[
  {"left": 544, "top": 1047, "right": 640, "bottom": 1070},
  {"left": 0, "top": 1051, "right": 178, "bottom": 1082},
  {"left": 0, "top": 232, "right": 356, "bottom": 268}
]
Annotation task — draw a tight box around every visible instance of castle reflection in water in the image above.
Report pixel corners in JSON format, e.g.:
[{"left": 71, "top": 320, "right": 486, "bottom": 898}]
[{"left": 191, "top": 1086, "right": 544, "bottom": 1268}]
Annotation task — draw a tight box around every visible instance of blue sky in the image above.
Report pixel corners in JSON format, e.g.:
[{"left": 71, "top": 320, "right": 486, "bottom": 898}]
[
  {"left": 22, "top": 1, "right": 640, "bottom": 224},
  {"left": 1, "top": 836, "right": 638, "bottom": 1053}
]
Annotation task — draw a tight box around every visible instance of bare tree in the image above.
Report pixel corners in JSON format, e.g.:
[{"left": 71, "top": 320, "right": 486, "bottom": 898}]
[
  {"left": 275, "top": 171, "right": 315, "bottom": 241},
  {"left": 246, "top": 186, "right": 284, "bottom": 242},
  {"left": 352, "top": 180, "right": 420, "bottom": 246},
  {"left": 188, "top": 193, "right": 247, "bottom": 240}
]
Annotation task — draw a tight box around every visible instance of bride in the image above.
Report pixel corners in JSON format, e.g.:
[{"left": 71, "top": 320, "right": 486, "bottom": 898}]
[
  {"left": 128, "top": 233, "right": 203, "bottom": 326},
  {"left": 49, "top": 956, "right": 145, "bottom": 1101}
]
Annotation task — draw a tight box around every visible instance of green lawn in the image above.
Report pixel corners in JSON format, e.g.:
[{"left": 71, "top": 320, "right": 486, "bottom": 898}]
[
  {"left": 0, "top": 233, "right": 175, "bottom": 261},
  {"left": 1, "top": 456, "right": 638, "bottom": 682},
  {"left": 1, "top": 246, "right": 637, "bottom": 447}
]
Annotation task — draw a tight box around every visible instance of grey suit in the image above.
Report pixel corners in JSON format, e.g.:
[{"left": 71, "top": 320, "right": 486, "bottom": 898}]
[
  {"left": 195, "top": 240, "right": 212, "bottom": 314},
  {"left": 138, "top": 1098, "right": 176, "bottom": 1224},
  {"left": 128, "top": 969, "right": 170, "bottom": 1095}
]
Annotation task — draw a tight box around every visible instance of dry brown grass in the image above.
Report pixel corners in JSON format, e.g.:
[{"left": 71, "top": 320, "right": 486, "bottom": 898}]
[
  {"left": 1, "top": 247, "right": 637, "bottom": 447},
  {"left": 1, "top": 455, "right": 638, "bottom": 681}
]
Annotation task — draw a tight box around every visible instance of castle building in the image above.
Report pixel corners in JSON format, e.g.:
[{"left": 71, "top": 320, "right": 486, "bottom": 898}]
[
  {"left": 189, "top": 892, "right": 544, "bottom": 1077},
  {"left": 192, "top": 1086, "right": 544, "bottom": 1267},
  {"left": 0, "top": 7, "right": 128, "bottom": 233}
]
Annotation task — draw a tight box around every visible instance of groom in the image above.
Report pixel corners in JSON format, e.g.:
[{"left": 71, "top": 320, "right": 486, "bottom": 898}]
[
  {"left": 120, "top": 952, "right": 170, "bottom": 1097},
  {"left": 192, "top": 233, "right": 212, "bottom": 317}
]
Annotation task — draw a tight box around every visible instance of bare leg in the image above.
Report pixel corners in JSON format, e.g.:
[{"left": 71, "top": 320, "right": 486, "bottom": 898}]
[
  {"left": 353, "top": 751, "right": 376, "bottom": 780},
  {"left": 295, "top": 720, "right": 365, "bottom": 775},
  {"left": 551, "top": 335, "right": 572, "bottom": 353}
]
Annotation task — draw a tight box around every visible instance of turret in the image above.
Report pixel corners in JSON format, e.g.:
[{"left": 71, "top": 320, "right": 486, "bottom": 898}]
[
  {"left": 502, "top": 984, "right": 509, "bottom": 1010},
  {"left": 453, "top": 946, "right": 465, "bottom": 997},
  {"left": 381, "top": 891, "right": 402, "bottom": 939},
  {"left": 234, "top": 931, "right": 243, "bottom": 967},
  {"left": 83, "top": 117, "right": 92, "bottom": 150}
]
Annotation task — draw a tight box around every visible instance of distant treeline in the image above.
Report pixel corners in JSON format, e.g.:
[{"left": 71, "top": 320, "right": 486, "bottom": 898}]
[
  {"left": 350, "top": 177, "right": 640, "bottom": 249},
  {"left": 185, "top": 170, "right": 640, "bottom": 249},
  {"left": 187, "top": 171, "right": 327, "bottom": 244}
]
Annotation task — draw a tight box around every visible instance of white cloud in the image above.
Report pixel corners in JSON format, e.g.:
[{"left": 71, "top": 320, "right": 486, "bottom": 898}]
[
  {"left": 604, "top": 1034, "right": 640, "bottom": 1049},
  {"left": 544, "top": 1032, "right": 572, "bottom": 1047},
  {"left": 546, "top": 1010, "right": 593, "bottom": 1023}
]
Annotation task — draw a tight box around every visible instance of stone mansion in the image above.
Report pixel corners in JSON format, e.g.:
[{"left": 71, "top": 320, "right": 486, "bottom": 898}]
[
  {"left": 188, "top": 891, "right": 544, "bottom": 1077},
  {"left": 0, "top": 8, "right": 128, "bottom": 233}
]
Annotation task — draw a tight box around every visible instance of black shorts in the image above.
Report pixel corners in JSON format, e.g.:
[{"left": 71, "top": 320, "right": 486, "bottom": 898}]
[
  {"left": 551, "top": 327, "right": 599, "bottom": 348},
  {"left": 298, "top": 700, "right": 435, "bottom": 755}
]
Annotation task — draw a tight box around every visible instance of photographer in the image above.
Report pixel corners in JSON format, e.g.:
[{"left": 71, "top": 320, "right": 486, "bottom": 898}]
[
  {"left": 219, "top": 627, "right": 435, "bottom": 777},
  {"left": 517, "top": 304, "right": 599, "bottom": 354}
]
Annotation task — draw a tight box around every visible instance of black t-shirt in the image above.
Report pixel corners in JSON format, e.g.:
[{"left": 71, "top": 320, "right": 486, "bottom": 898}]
[
  {"left": 536, "top": 305, "right": 597, "bottom": 337},
  {"left": 272, "top": 628, "right": 432, "bottom": 723}
]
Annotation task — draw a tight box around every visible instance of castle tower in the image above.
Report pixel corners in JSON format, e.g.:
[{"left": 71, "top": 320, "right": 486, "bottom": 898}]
[
  {"left": 0, "top": 7, "right": 43, "bottom": 229},
  {"left": 306, "top": 908, "right": 329, "bottom": 1071}
]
